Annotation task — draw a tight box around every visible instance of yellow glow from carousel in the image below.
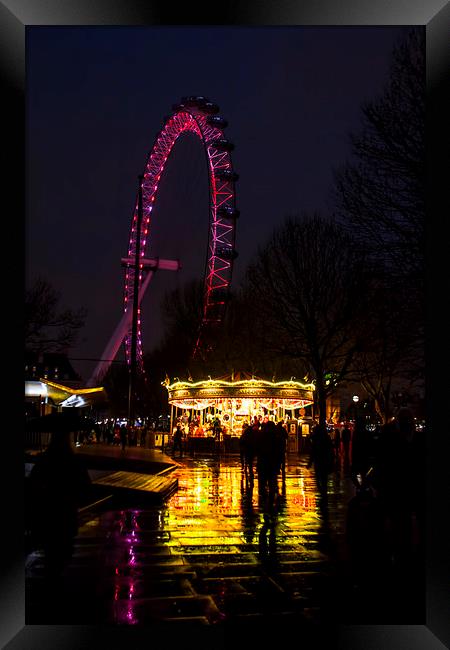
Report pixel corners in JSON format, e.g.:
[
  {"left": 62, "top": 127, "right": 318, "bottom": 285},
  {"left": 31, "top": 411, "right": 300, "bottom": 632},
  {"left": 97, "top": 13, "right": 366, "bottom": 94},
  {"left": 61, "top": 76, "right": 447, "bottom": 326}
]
[
  {"left": 164, "top": 378, "right": 315, "bottom": 391},
  {"left": 164, "top": 375, "right": 314, "bottom": 437}
]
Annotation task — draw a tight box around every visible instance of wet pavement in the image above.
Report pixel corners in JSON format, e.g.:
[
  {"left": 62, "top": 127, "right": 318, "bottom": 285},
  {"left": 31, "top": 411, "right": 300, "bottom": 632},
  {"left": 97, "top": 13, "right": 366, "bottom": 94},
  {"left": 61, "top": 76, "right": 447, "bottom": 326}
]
[
  {"left": 26, "top": 442, "right": 180, "bottom": 475},
  {"left": 25, "top": 452, "right": 424, "bottom": 628}
]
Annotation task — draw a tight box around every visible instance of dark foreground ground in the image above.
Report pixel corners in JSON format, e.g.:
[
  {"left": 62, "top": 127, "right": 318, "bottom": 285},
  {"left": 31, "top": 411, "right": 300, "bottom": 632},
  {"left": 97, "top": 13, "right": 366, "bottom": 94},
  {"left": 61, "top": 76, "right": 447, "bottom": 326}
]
[{"left": 25, "top": 449, "right": 424, "bottom": 633}]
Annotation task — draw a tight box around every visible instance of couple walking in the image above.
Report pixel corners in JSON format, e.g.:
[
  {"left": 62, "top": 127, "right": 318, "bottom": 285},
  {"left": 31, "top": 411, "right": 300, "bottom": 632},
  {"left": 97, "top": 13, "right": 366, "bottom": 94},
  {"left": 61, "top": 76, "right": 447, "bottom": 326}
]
[{"left": 240, "top": 417, "right": 288, "bottom": 505}]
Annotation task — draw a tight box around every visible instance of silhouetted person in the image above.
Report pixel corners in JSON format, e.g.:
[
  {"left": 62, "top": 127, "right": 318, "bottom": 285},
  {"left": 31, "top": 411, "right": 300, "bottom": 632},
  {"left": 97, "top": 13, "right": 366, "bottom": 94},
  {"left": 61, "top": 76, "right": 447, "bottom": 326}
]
[
  {"left": 307, "top": 424, "right": 334, "bottom": 495},
  {"left": 255, "top": 420, "right": 280, "bottom": 506},
  {"left": 351, "top": 418, "right": 372, "bottom": 484},
  {"left": 113, "top": 422, "right": 121, "bottom": 445},
  {"left": 213, "top": 416, "right": 221, "bottom": 438},
  {"left": 172, "top": 424, "right": 183, "bottom": 457},
  {"left": 240, "top": 423, "right": 256, "bottom": 484},
  {"left": 333, "top": 427, "right": 341, "bottom": 458},
  {"left": 28, "top": 429, "right": 91, "bottom": 575},
  {"left": 251, "top": 415, "right": 260, "bottom": 432},
  {"left": 239, "top": 423, "right": 248, "bottom": 468},
  {"left": 120, "top": 423, "right": 128, "bottom": 450},
  {"left": 342, "top": 425, "right": 352, "bottom": 464},
  {"left": 128, "top": 425, "right": 137, "bottom": 447},
  {"left": 140, "top": 425, "right": 147, "bottom": 448},
  {"left": 373, "top": 408, "right": 424, "bottom": 571},
  {"left": 275, "top": 420, "right": 288, "bottom": 480},
  {"left": 346, "top": 474, "right": 386, "bottom": 590}
]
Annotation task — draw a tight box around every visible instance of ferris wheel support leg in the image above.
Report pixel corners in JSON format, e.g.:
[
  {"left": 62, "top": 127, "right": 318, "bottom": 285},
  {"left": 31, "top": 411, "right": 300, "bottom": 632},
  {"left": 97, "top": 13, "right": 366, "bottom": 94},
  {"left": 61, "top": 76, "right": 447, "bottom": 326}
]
[
  {"left": 87, "top": 260, "right": 180, "bottom": 387},
  {"left": 87, "top": 270, "right": 155, "bottom": 387}
]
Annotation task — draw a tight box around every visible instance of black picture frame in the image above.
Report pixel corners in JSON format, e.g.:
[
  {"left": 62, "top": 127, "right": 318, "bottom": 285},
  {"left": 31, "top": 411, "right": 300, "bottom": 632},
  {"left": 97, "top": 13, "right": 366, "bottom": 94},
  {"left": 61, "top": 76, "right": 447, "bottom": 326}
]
[{"left": 4, "top": 1, "right": 449, "bottom": 648}]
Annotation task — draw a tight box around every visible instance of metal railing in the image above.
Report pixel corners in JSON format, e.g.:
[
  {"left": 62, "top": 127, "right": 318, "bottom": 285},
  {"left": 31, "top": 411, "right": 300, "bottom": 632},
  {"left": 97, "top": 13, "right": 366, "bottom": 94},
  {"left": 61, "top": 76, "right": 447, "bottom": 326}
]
[{"left": 24, "top": 431, "right": 52, "bottom": 452}]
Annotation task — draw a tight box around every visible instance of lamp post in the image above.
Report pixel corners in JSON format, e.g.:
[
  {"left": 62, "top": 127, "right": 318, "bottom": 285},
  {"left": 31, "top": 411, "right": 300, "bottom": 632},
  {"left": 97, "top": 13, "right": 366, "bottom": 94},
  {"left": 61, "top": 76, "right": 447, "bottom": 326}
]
[
  {"left": 352, "top": 395, "right": 360, "bottom": 421},
  {"left": 127, "top": 174, "right": 144, "bottom": 426}
]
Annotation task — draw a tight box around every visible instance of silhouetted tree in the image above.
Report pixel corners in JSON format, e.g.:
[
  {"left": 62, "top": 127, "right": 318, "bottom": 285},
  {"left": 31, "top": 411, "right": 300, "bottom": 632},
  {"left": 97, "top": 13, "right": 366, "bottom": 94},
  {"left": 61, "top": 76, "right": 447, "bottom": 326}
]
[
  {"left": 333, "top": 29, "right": 425, "bottom": 413},
  {"left": 142, "top": 278, "right": 208, "bottom": 385},
  {"left": 353, "top": 271, "right": 423, "bottom": 424},
  {"left": 334, "top": 28, "right": 425, "bottom": 289},
  {"left": 25, "top": 278, "right": 86, "bottom": 354},
  {"left": 160, "top": 278, "right": 204, "bottom": 366},
  {"left": 243, "top": 214, "right": 371, "bottom": 426},
  {"left": 208, "top": 287, "right": 308, "bottom": 381}
]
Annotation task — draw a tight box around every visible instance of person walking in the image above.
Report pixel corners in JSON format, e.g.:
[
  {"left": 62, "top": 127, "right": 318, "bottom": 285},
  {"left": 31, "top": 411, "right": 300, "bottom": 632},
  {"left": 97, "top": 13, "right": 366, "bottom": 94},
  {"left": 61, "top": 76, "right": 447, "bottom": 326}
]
[
  {"left": 275, "top": 420, "right": 288, "bottom": 481},
  {"left": 255, "top": 419, "right": 280, "bottom": 507},
  {"left": 342, "top": 424, "right": 352, "bottom": 465},
  {"left": 140, "top": 424, "right": 147, "bottom": 448},
  {"left": 333, "top": 426, "right": 341, "bottom": 459},
  {"left": 120, "top": 423, "right": 128, "bottom": 451},
  {"left": 373, "top": 408, "right": 424, "bottom": 571},
  {"left": 351, "top": 418, "right": 372, "bottom": 485},
  {"left": 172, "top": 424, "right": 183, "bottom": 457},
  {"left": 240, "top": 422, "right": 256, "bottom": 485},
  {"left": 346, "top": 471, "right": 385, "bottom": 590},
  {"left": 307, "top": 423, "right": 334, "bottom": 496},
  {"left": 239, "top": 422, "right": 248, "bottom": 469}
]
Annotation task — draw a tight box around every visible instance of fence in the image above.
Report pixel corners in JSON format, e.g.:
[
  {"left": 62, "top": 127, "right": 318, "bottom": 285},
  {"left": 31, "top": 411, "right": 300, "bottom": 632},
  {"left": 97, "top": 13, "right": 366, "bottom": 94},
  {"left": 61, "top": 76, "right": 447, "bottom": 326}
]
[{"left": 24, "top": 431, "right": 52, "bottom": 452}]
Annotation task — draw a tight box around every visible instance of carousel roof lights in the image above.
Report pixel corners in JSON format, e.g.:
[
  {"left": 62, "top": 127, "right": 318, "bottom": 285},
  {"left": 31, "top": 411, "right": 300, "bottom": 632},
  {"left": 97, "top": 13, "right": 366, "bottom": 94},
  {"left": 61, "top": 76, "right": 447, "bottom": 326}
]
[{"left": 165, "top": 378, "right": 315, "bottom": 391}]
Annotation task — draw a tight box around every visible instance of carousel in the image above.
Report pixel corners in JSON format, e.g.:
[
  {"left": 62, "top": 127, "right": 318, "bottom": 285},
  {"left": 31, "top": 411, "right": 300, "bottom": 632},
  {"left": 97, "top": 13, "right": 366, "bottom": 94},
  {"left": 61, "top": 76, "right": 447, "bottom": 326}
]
[{"left": 164, "top": 373, "right": 315, "bottom": 453}]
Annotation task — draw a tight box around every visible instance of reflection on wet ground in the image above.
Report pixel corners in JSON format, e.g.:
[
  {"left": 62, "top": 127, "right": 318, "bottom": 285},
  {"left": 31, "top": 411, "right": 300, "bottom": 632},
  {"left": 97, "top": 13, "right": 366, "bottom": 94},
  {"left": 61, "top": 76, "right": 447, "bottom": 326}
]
[{"left": 25, "top": 454, "right": 420, "bottom": 626}]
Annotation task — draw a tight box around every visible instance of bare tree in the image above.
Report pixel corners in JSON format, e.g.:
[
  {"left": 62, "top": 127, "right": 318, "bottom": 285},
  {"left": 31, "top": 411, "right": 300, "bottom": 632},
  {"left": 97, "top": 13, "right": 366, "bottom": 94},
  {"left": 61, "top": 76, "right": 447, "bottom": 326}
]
[
  {"left": 25, "top": 278, "right": 86, "bottom": 354},
  {"left": 334, "top": 28, "right": 425, "bottom": 288},
  {"left": 353, "top": 273, "right": 423, "bottom": 423},
  {"left": 333, "top": 28, "right": 425, "bottom": 415},
  {"left": 152, "top": 278, "right": 206, "bottom": 379},
  {"left": 243, "top": 214, "right": 371, "bottom": 426}
]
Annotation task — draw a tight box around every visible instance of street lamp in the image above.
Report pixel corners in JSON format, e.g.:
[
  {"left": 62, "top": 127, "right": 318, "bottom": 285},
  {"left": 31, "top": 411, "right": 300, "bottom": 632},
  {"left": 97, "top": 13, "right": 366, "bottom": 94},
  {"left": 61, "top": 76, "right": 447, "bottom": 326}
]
[{"left": 350, "top": 395, "right": 360, "bottom": 422}]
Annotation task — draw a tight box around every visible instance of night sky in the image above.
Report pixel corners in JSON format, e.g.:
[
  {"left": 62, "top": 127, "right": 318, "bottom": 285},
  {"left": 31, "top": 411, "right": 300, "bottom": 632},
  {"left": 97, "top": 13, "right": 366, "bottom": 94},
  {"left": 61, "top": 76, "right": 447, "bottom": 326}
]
[{"left": 26, "top": 26, "right": 409, "bottom": 382}]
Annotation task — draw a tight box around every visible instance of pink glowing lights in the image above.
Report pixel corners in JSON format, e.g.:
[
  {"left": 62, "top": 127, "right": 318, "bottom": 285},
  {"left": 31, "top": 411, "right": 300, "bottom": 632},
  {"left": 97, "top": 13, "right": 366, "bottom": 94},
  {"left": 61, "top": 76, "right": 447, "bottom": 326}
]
[{"left": 124, "top": 99, "right": 238, "bottom": 372}]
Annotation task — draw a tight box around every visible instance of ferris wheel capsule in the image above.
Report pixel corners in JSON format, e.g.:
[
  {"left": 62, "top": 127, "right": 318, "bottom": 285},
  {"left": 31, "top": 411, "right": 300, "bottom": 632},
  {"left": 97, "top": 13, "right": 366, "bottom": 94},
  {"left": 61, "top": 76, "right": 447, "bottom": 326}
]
[
  {"left": 206, "top": 115, "right": 228, "bottom": 128},
  {"left": 208, "top": 138, "right": 235, "bottom": 152},
  {"left": 217, "top": 206, "right": 240, "bottom": 220},
  {"left": 214, "top": 169, "right": 239, "bottom": 182}
]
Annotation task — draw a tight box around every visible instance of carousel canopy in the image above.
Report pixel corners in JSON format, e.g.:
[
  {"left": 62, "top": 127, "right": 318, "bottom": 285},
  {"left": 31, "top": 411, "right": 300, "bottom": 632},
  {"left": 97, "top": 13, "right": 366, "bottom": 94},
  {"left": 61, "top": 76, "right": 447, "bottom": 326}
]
[{"left": 164, "top": 375, "right": 315, "bottom": 410}]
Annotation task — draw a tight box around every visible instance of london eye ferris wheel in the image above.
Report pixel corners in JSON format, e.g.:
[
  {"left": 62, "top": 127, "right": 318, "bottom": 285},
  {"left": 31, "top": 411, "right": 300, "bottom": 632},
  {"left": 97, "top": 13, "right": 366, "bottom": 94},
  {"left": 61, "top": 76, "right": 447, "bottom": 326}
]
[{"left": 88, "top": 96, "right": 239, "bottom": 386}]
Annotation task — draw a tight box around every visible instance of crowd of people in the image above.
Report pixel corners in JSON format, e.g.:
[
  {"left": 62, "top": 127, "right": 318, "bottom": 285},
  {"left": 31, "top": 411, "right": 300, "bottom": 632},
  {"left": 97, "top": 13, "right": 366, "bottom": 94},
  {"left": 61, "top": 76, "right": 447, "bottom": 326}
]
[
  {"left": 74, "top": 420, "right": 154, "bottom": 450},
  {"left": 238, "top": 415, "right": 288, "bottom": 507},
  {"left": 238, "top": 409, "right": 425, "bottom": 588},
  {"left": 333, "top": 411, "right": 425, "bottom": 592}
]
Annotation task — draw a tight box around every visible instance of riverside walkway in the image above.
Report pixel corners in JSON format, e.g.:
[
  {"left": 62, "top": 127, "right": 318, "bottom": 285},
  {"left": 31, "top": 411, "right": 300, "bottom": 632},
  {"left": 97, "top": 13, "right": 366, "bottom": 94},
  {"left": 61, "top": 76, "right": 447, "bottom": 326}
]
[{"left": 25, "top": 450, "right": 424, "bottom": 632}]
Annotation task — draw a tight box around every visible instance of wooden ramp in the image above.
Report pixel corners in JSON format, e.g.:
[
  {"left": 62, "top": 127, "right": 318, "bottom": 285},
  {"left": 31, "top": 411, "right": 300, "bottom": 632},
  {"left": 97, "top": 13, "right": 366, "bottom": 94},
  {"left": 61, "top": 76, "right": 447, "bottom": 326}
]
[{"left": 92, "top": 470, "right": 178, "bottom": 503}]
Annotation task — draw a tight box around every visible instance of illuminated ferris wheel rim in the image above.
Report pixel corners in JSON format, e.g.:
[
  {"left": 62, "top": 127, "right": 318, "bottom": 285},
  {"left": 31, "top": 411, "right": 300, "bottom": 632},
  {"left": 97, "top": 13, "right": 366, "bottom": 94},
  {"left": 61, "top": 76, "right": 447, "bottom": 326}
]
[{"left": 123, "top": 97, "right": 239, "bottom": 371}]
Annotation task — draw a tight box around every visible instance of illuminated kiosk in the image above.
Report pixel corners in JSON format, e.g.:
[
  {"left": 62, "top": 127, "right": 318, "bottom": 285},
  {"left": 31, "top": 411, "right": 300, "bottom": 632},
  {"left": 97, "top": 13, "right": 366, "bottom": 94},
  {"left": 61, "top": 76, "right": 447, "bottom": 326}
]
[{"left": 164, "top": 375, "right": 315, "bottom": 453}]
